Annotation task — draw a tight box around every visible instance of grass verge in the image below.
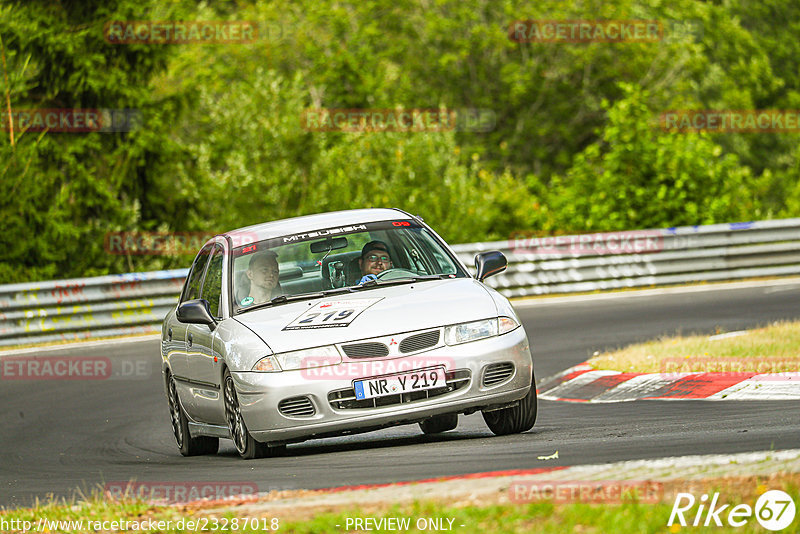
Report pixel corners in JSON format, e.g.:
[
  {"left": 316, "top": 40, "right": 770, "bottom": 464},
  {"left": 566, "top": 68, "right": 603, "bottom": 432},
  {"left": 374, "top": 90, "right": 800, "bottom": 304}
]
[
  {"left": 586, "top": 320, "right": 800, "bottom": 374},
  {"left": 1, "top": 475, "right": 797, "bottom": 533}
]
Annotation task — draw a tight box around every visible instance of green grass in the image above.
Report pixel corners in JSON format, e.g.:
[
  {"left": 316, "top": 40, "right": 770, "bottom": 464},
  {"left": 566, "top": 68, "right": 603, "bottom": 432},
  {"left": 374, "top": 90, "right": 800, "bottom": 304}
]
[
  {"left": 587, "top": 320, "right": 800, "bottom": 374},
  {"left": 3, "top": 485, "right": 798, "bottom": 533},
  {"left": 0, "top": 500, "right": 683, "bottom": 533}
]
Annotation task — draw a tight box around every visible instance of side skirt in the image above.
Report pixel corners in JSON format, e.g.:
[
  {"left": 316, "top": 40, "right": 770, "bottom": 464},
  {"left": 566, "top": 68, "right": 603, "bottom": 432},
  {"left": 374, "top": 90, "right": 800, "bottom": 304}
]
[{"left": 187, "top": 421, "right": 231, "bottom": 439}]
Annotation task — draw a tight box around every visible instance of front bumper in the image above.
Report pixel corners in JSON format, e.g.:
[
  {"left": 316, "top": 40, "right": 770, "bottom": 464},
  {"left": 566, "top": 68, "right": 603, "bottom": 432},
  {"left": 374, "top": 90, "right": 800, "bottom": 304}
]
[{"left": 232, "top": 326, "right": 533, "bottom": 443}]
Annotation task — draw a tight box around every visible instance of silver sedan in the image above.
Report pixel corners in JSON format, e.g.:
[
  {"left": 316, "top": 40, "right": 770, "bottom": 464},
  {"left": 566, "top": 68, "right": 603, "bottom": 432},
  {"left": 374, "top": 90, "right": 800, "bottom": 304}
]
[{"left": 162, "top": 208, "right": 536, "bottom": 459}]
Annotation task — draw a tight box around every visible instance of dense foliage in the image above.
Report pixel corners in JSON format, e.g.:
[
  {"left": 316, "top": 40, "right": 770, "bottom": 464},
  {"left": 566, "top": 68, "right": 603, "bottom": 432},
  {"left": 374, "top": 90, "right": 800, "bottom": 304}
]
[{"left": 1, "top": 0, "right": 798, "bottom": 282}]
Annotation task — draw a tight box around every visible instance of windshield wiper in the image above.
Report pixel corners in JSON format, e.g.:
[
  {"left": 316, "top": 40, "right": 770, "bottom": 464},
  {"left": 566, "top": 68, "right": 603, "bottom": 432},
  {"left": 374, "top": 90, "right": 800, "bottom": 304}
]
[
  {"left": 321, "top": 287, "right": 354, "bottom": 296},
  {"left": 350, "top": 276, "right": 443, "bottom": 291},
  {"left": 239, "top": 292, "right": 326, "bottom": 313},
  {"left": 410, "top": 274, "right": 451, "bottom": 281},
  {"left": 238, "top": 287, "right": 360, "bottom": 314},
  {"left": 242, "top": 277, "right": 451, "bottom": 312}
]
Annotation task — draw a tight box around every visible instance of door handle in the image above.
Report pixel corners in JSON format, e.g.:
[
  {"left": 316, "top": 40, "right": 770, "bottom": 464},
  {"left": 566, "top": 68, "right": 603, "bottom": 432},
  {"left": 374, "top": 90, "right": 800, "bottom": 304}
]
[{"left": 187, "top": 333, "right": 193, "bottom": 347}]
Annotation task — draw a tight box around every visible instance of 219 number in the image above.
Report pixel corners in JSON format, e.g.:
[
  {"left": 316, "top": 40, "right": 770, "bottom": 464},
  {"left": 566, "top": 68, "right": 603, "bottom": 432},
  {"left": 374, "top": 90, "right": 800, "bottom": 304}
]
[{"left": 298, "top": 309, "right": 355, "bottom": 324}]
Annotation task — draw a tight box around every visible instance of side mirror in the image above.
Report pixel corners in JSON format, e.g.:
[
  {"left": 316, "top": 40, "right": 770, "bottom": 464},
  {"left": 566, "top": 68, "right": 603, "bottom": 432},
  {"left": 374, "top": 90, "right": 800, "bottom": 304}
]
[
  {"left": 474, "top": 251, "right": 507, "bottom": 282},
  {"left": 177, "top": 299, "right": 216, "bottom": 326}
]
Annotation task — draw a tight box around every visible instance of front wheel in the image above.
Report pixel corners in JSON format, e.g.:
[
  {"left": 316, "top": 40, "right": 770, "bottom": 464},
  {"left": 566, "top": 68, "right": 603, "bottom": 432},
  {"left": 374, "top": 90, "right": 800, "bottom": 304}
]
[
  {"left": 482, "top": 375, "right": 537, "bottom": 436},
  {"left": 223, "top": 370, "right": 285, "bottom": 459},
  {"left": 167, "top": 374, "right": 219, "bottom": 456}
]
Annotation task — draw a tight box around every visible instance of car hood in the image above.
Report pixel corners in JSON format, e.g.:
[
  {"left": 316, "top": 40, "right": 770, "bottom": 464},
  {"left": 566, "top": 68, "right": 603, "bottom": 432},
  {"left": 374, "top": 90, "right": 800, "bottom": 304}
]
[{"left": 233, "top": 278, "right": 498, "bottom": 354}]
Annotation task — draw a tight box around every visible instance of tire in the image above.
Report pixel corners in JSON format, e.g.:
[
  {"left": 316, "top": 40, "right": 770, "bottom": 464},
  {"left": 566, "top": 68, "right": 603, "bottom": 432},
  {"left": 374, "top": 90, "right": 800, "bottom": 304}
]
[
  {"left": 223, "top": 370, "right": 285, "bottom": 459},
  {"left": 482, "top": 375, "right": 537, "bottom": 436},
  {"left": 419, "top": 413, "right": 459, "bottom": 434},
  {"left": 167, "top": 374, "right": 219, "bottom": 456}
]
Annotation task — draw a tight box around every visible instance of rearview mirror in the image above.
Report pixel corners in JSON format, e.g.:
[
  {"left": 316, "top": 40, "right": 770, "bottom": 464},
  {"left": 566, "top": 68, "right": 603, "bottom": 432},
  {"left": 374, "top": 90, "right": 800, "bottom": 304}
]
[
  {"left": 176, "top": 299, "right": 216, "bottom": 326},
  {"left": 310, "top": 236, "right": 348, "bottom": 254},
  {"left": 474, "top": 251, "right": 507, "bottom": 282}
]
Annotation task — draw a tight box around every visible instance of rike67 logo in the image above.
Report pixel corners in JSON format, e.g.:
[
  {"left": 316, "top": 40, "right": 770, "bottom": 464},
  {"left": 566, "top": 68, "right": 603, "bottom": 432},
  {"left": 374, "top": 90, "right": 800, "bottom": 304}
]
[{"left": 668, "top": 490, "right": 796, "bottom": 531}]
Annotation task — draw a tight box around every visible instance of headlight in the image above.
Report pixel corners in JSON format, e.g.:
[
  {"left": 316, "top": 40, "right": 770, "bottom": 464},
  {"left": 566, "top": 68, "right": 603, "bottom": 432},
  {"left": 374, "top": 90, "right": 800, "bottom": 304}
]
[
  {"left": 444, "top": 317, "right": 520, "bottom": 346},
  {"left": 444, "top": 319, "right": 497, "bottom": 345},
  {"left": 253, "top": 345, "right": 341, "bottom": 372}
]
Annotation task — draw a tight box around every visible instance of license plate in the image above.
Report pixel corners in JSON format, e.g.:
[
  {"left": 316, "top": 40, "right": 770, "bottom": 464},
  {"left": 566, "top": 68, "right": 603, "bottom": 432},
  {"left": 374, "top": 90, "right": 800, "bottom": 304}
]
[{"left": 354, "top": 368, "right": 446, "bottom": 400}]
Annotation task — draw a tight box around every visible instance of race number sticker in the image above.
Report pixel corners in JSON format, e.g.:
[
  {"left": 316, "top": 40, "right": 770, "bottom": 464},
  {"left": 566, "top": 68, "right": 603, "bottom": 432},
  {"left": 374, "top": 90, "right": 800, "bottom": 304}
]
[{"left": 283, "top": 298, "right": 382, "bottom": 330}]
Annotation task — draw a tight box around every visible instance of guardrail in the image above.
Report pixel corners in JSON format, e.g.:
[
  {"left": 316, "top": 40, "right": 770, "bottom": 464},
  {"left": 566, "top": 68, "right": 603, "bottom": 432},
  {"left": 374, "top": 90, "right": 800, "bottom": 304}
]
[
  {"left": 0, "top": 270, "right": 187, "bottom": 347},
  {"left": 451, "top": 218, "right": 800, "bottom": 297},
  {"left": 1, "top": 219, "right": 799, "bottom": 347}
]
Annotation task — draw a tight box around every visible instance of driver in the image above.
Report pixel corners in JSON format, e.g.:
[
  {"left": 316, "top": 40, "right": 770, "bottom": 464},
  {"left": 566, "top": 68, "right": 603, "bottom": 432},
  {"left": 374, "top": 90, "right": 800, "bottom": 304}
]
[
  {"left": 357, "top": 240, "right": 392, "bottom": 284},
  {"left": 245, "top": 250, "right": 281, "bottom": 304}
]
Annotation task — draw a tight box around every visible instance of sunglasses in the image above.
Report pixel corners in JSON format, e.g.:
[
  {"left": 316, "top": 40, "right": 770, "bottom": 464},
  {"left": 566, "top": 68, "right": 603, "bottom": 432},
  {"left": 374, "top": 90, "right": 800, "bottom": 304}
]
[{"left": 365, "top": 254, "right": 391, "bottom": 263}]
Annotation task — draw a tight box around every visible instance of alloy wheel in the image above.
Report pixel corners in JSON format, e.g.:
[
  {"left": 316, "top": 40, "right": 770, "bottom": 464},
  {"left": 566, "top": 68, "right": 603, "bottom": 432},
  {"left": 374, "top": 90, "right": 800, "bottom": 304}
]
[
  {"left": 224, "top": 375, "right": 247, "bottom": 454},
  {"left": 167, "top": 376, "right": 184, "bottom": 448}
]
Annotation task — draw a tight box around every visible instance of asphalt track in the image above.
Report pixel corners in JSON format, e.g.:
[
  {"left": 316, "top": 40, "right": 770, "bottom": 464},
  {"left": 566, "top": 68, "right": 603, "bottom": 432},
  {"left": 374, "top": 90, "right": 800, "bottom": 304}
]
[{"left": 2, "top": 281, "right": 800, "bottom": 509}]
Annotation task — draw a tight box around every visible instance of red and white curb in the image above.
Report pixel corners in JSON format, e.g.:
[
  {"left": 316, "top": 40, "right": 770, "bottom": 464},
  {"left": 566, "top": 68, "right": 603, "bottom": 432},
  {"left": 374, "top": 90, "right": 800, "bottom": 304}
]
[{"left": 538, "top": 364, "right": 800, "bottom": 402}]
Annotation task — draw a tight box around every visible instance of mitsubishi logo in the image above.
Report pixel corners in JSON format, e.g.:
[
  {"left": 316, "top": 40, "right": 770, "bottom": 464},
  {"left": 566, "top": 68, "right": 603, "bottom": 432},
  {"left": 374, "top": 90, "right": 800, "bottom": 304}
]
[{"left": 389, "top": 338, "right": 398, "bottom": 345}]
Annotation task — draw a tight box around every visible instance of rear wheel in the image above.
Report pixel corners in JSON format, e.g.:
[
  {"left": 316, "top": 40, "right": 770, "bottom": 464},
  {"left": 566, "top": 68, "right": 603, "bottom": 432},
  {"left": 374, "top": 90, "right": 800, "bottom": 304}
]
[
  {"left": 482, "top": 374, "right": 537, "bottom": 436},
  {"left": 419, "top": 413, "right": 459, "bottom": 434},
  {"left": 167, "top": 374, "right": 219, "bottom": 456},
  {"left": 223, "top": 370, "right": 285, "bottom": 459}
]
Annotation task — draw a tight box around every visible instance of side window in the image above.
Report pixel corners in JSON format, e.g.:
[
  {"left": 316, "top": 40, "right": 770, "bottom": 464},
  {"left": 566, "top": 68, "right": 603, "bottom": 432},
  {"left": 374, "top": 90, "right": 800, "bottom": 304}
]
[
  {"left": 181, "top": 244, "right": 213, "bottom": 303},
  {"left": 201, "top": 245, "right": 224, "bottom": 318}
]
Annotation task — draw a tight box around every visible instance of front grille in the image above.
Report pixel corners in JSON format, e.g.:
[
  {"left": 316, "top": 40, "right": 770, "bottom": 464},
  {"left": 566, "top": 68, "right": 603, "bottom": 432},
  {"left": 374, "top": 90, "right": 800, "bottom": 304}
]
[
  {"left": 341, "top": 342, "right": 389, "bottom": 358},
  {"left": 328, "top": 369, "right": 471, "bottom": 410},
  {"left": 483, "top": 362, "right": 515, "bottom": 387},
  {"left": 278, "top": 396, "right": 316, "bottom": 417},
  {"left": 399, "top": 330, "right": 440, "bottom": 353}
]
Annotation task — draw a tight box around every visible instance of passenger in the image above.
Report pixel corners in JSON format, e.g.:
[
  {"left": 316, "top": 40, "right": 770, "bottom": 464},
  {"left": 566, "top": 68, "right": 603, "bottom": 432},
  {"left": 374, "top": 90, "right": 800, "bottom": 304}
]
[
  {"left": 245, "top": 250, "right": 281, "bottom": 304},
  {"left": 356, "top": 240, "right": 392, "bottom": 285}
]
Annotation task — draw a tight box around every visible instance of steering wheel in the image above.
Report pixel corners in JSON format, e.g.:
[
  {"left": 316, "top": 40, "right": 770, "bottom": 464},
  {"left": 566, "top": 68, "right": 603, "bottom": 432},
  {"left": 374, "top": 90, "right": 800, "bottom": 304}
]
[{"left": 375, "top": 268, "right": 418, "bottom": 280}]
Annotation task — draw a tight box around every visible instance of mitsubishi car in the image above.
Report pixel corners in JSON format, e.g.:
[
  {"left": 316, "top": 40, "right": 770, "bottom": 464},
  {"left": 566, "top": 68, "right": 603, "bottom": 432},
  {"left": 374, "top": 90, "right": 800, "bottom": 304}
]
[{"left": 162, "top": 208, "right": 536, "bottom": 459}]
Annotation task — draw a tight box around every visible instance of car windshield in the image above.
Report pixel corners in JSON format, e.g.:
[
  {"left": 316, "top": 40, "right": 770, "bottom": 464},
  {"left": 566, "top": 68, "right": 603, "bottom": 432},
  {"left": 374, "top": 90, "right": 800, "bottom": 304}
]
[{"left": 231, "top": 220, "right": 467, "bottom": 313}]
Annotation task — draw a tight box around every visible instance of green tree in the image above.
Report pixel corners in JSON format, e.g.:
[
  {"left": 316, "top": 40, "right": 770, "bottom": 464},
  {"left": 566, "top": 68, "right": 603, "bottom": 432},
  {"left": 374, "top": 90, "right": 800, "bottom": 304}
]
[
  {"left": 543, "top": 84, "right": 755, "bottom": 232},
  {"left": 0, "top": 0, "right": 179, "bottom": 282}
]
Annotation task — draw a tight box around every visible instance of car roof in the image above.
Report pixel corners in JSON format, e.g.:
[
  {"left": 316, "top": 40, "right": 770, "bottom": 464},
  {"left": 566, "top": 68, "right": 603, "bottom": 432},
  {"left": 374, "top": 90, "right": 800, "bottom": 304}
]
[{"left": 223, "top": 208, "right": 415, "bottom": 244}]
